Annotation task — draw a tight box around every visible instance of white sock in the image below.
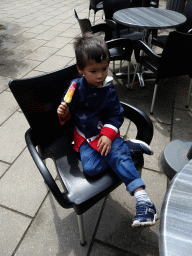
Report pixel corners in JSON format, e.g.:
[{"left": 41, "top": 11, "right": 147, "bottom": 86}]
[{"left": 134, "top": 190, "right": 152, "bottom": 205}]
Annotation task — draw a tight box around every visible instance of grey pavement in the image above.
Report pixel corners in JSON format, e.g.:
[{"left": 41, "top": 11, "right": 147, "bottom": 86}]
[{"left": 0, "top": 0, "right": 192, "bottom": 255}]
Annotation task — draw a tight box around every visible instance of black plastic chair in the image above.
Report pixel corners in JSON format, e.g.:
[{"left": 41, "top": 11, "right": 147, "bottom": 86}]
[
  {"left": 88, "top": 0, "right": 103, "bottom": 25},
  {"left": 103, "top": 0, "right": 144, "bottom": 41},
  {"left": 74, "top": 9, "right": 134, "bottom": 87},
  {"left": 9, "top": 63, "right": 154, "bottom": 246},
  {"left": 132, "top": 31, "right": 192, "bottom": 114},
  {"left": 151, "top": 0, "right": 190, "bottom": 48}
]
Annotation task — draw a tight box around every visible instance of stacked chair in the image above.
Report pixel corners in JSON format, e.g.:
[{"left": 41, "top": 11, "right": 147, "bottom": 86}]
[
  {"left": 132, "top": 31, "right": 192, "bottom": 114},
  {"left": 88, "top": 0, "right": 104, "bottom": 25},
  {"left": 151, "top": 0, "right": 192, "bottom": 48}
]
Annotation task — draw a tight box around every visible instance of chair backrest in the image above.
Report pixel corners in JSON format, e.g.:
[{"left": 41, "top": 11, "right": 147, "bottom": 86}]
[
  {"left": 157, "top": 31, "right": 192, "bottom": 82},
  {"left": 166, "top": 0, "right": 186, "bottom": 13},
  {"left": 103, "top": 0, "right": 131, "bottom": 20},
  {"left": 74, "top": 9, "right": 92, "bottom": 34},
  {"left": 131, "top": 0, "right": 157, "bottom": 7},
  {"left": 177, "top": 0, "right": 192, "bottom": 33},
  {"left": 9, "top": 64, "right": 80, "bottom": 145},
  {"left": 90, "top": 0, "right": 102, "bottom": 9}
]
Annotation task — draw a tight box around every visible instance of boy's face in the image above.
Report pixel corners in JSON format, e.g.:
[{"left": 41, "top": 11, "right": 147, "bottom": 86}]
[{"left": 77, "top": 59, "right": 109, "bottom": 88}]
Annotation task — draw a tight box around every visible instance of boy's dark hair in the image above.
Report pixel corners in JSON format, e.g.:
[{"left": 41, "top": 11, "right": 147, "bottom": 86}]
[{"left": 73, "top": 33, "right": 110, "bottom": 69}]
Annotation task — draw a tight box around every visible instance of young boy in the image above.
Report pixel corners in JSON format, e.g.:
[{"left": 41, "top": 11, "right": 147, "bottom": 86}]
[{"left": 57, "top": 33, "right": 156, "bottom": 227}]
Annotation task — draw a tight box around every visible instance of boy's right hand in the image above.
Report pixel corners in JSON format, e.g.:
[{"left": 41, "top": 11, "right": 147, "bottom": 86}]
[{"left": 57, "top": 102, "right": 69, "bottom": 119}]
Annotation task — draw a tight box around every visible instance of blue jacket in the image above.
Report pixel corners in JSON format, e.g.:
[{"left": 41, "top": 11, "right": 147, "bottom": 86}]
[{"left": 60, "top": 76, "right": 124, "bottom": 151}]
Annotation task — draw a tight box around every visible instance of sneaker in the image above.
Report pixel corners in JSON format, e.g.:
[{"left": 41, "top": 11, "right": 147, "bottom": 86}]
[
  {"left": 125, "top": 139, "right": 154, "bottom": 155},
  {"left": 132, "top": 202, "right": 157, "bottom": 228}
]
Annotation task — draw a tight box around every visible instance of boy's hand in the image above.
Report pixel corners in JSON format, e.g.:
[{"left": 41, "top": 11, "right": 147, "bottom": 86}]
[
  {"left": 97, "top": 135, "right": 112, "bottom": 156},
  {"left": 57, "top": 102, "right": 69, "bottom": 119}
]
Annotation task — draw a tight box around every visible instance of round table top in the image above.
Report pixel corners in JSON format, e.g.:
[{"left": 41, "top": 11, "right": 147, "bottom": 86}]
[{"left": 113, "top": 7, "right": 187, "bottom": 29}]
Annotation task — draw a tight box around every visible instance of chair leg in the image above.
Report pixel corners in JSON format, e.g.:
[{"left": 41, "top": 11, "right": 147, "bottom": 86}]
[
  {"left": 150, "top": 83, "right": 158, "bottom": 115},
  {"left": 126, "top": 61, "right": 131, "bottom": 88},
  {"left": 119, "top": 60, "right": 122, "bottom": 73},
  {"left": 77, "top": 214, "right": 86, "bottom": 246},
  {"left": 113, "top": 61, "right": 115, "bottom": 73},
  {"left": 88, "top": 9, "right": 90, "bottom": 19},
  {"left": 186, "top": 78, "right": 192, "bottom": 108},
  {"left": 130, "top": 63, "right": 139, "bottom": 89},
  {"left": 93, "top": 12, "right": 96, "bottom": 25}
]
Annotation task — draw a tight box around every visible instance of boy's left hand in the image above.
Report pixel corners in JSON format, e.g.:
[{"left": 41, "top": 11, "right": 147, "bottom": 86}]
[{"left": 97, "top": 135, "right": 112, "bottom": 156}]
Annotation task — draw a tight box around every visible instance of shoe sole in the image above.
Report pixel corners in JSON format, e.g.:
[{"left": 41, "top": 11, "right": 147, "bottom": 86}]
[{"left": 131, "top": 213, "right": 157, "bottom": 228}]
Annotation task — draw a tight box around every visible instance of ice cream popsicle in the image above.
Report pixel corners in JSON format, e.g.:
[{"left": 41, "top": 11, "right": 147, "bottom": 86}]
[{"left": 64, "top": 82, "right": 76, "bottom": 103}]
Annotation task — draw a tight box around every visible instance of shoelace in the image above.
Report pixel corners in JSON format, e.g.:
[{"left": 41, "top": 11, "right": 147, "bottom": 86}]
[{"left": 135, "top": 204, "right": 148, "bottom": 215}]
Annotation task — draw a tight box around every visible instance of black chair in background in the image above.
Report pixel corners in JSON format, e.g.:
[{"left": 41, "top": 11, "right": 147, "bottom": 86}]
[
  {"left": 132, "top": 31, "right": 192, "bottom": 114},
  {"left": 88, "top": 0, "right": 103, "bottom": 25},
  {"left": 151, "top": 0, "right": 190, "bottom": 48},
  {"left": 9, "top": 63, "right": 154, "bottom": 245},
  {"left": 74, "top": 9, "right": 135, "bottom": 87},
  {"left": 74, "top": 9, "right": 112, "bottom": 41},
  {"left": 166, "top": 0, "right": 186, "bottom": 13},
  {"left": 103, "top": 0, "right": 144, "bottom": 40}
]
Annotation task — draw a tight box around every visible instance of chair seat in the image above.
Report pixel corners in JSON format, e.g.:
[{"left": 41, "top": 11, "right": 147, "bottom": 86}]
[
  {"left": 43, "top": 134, "right": 143, "bottom": 214},
  {"left": 109, "top": 46, "right": 125, "bottom": 60},
  {"left": 95, "top": 1, "right": 103, "bottom": 9},
  {"left": 121, "top": 31, "right": 143, "bottom": 41},
  {"left": 151, "top": 35, "right": 168, "bottom": 48}
]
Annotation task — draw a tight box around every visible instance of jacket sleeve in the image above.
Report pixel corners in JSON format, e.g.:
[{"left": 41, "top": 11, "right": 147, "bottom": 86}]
[{"left": 100, "top": 87, "right": 124, "bottom": 141}]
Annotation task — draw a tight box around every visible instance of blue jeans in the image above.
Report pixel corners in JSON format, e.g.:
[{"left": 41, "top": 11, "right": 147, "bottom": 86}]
[{"left": 79, "top": 137, "right": 145, "bottom": 195}]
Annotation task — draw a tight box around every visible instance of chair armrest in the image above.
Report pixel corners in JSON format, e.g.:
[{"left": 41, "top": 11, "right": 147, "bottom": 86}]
[
  {"left": 25, "top": 128, "right": 71, "bottom": 209},
  {"left": 91, "top": 23, "right": 113, "bottom": 41},
  {"left": 134, "top": 40, "right": 161, "bottom": 66},
  {"left": 120, "top": 101, "right": 153, "bottom": 144},
  {"left": 106, "top": 19, "right": 120, "bottom": 38},
  {"left": 106, "top": 38, "right": 134, "bottom": 59}
]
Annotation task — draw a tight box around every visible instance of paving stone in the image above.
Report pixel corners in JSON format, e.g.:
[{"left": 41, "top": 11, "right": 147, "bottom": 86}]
[
  {"left": 89, "top": 241, "right": 136, "bottom": 256},
  {"left": 0, "top": 111, "right": 29, "bottom": 163},
  {"left": 19, "top": 20, "right": 44, "bottom": 28},
  {"left": 0, "top": 148, "right": 57, "bottom": 217},
  {"left": 50, "top": 22, "right": 73, "bottom": 32},
  {"left": 22, "top": 70, "right": 46, "bottom": 78},
  {"left": 15, "top": 16, "right": 36, "bottom": 23},
  {"left": 0, "top": 59, "right": 41, "bottom": 79},
  {"left": 0, "top": 207, "right": 32, "bottom": 256},
  {"left": 26, "top": 24, "right": 52, "bottom": 34},
  {"left": 0, "top": 49, "right": 32, "bottom": 65},
  {"left": 55, "top": 43, "right": 75, "bottom": 58},
  {"left": 41, "top": 18, "right": 63, "bottom": 26},
  {"left": 14, "top": 187, "right": 104, "bottom": 256},
  {"left": 44, "top": 36, "right": 72, "bottom": 48},
  {"left": 59, "top": 28, "right": 81, "bottom": 38},
  {"left": 113, "top": 78, "right": 174, "bottom": 125},
  {"left": 35, "top": 29, "right": 62, "bottom": 40},
  {"left": 34, "top": 55, "right": 73, "bottom": 73},
  {"left": 172, "top": 109, "right": 192, "bottom": 141},
  {"left": 0, "top": 76, "right": 11, "bottom": 93},
  {"left": 144, "top": 121, "right": 171, "bottom": 172},
  {"left": 95, "top": 184, "right": 161, "bottom": 256},
  {"left": 34, "top": 14, "right": 55, "bottom": 21},
  {"left": 174, "top": 75, "right": 192, "bottom": 110},
  {"left": 56, "top": 12, "right": 74, "bottom": 20},
  {"left": 24, "top": 46, "right": 58, "bottom": 62},
  {"left": 0, "top": 161, "right": 10, "bottom": 177},
  {"left": 0, "top": 90, "right": 19, "bottom": 125},
  {"left": 14, "top": 38, "right": 47, "bottom": 52}
]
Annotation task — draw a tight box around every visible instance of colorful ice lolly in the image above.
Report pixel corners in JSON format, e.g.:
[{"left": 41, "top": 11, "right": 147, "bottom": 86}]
[{"left": 64, "top": 82, "right": 76, "bottom": 103}]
